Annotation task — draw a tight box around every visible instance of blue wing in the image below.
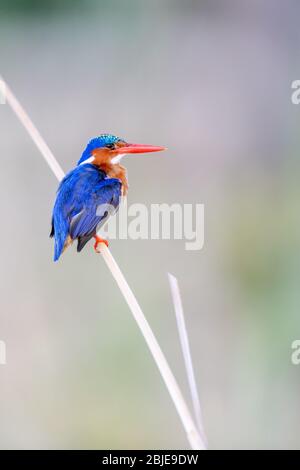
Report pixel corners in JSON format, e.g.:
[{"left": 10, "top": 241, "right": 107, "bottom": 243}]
[
  {"left": 51, "top": 164, "right": 121, "bottom": 261},
  {"left": 70, "top": 179, "right": 121, "bottom": 252}
]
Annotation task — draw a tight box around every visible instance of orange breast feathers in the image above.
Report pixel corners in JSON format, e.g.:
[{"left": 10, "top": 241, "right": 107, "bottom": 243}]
[{"left": 92, "top": 148, "right": 128, "bottom": 195}]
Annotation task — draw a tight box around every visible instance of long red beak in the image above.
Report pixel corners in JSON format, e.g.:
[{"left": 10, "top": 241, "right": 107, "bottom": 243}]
[{"left": 118, "top": 143, "right": 166, "bottom": 154}]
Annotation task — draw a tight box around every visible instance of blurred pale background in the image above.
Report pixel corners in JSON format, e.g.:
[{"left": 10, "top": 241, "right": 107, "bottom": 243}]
[{"left": 1, "top": 0, "right": 300, "bottom": 449}]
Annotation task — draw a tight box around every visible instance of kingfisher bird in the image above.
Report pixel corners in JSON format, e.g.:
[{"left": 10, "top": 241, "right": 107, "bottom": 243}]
[{"left": 50, "top": 134, "right": 165, "bottom": 261}]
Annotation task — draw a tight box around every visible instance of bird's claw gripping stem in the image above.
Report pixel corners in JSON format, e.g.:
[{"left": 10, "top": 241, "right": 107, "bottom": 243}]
[{"left": 93, "top": 235, "right": 109, "bottom": 253}]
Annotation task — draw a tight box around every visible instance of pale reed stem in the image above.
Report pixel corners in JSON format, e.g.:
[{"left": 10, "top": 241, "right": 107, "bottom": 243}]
[{"left": 168, "top": 273, "right": 207, "bottom": 448}]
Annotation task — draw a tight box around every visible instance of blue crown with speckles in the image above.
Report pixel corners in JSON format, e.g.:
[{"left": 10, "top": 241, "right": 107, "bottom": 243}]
[{"left": 77, "top": 134, "right": 125, "bottom": 165}]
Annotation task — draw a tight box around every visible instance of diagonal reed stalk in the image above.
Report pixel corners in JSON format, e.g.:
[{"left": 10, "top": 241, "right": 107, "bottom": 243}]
[
  {"left": 1, "top": 76, "right": 206, "bottom": 450},
  {"left": 168, "top": 273, "right": 207, "bottom": 448}
]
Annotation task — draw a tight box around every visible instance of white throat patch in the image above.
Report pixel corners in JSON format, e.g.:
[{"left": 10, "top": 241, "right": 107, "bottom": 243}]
[{"left": 111, "top": 154, "right": 125, "bottom": 164}]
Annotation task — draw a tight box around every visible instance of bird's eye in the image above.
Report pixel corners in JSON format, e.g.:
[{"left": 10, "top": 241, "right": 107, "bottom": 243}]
[{"left": 106, "top": 143, "right": 115, "bottom": 150}]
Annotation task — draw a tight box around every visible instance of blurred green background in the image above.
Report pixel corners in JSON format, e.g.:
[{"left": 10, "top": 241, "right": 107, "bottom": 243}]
[{"left": 1, "top": 0, "right": 300, "bottom": 450}]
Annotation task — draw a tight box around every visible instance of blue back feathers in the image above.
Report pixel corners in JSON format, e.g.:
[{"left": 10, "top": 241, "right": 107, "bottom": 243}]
[
  {"left": 51, "top": 164, "right": 121, "bottom": 261},
  {"left": 77, "top": 134, "right": 125, "bottom": 165}
]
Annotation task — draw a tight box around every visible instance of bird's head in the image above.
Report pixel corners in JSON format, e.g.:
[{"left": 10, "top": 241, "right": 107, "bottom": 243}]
[{"left": 77, "top": 134, "right": 166, "bottom": 167}]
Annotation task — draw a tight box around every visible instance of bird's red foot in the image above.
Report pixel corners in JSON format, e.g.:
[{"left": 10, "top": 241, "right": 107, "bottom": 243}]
[{"left": 93, "top": 235, "right": 109, "bottom": 253}]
